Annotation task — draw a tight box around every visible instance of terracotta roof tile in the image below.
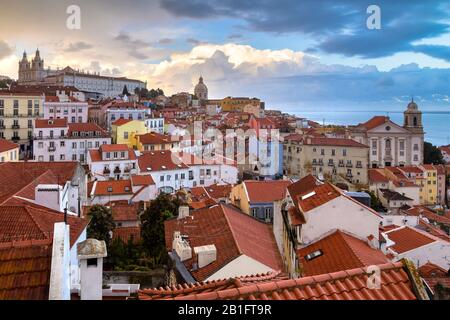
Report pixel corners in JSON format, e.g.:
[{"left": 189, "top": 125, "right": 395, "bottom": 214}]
[
  {"left": 297, "top": 230, "right": 389, "bottom": 276},
  {"left": 244, "top": 180, "right": 292, "bottom": 203},
  {"left": 384, "top": 226, "right": 438, "bottom": 254},
  {"left": 113, "top": 227, "right": 141, "bottom": 244},
  {"left": 307, "top": 138, "right": 368, "bottom": 148},
  {"left": 34, "top": 118, "right": 67, "bottom": 128},
  {"left": 112, "top": 118, "right": 132, "bottom": 126},
  {"left": 138, "top": 150, "right": 189, "bottom": 172},
  {"left": 165, "top": 204, "right": 283, "bottom": 282},
  {"left": 369, "top": 169, "right": 389, "bottom": 183},
  {"left": 139, "top": 262, "right": 420, "bottom": 300},
  {"left": 0, "top": 162, "right": 80, "bottom": 205},
  {"left": 358, "top": 116, "right": 389, "bottom": 130},
  {"left": 0, "top": 240, "right": 52, "bottom": 300},
  {"left": 0, "top": 202, "right": 87, "bottom": 247},
  {"left": 0, "top": 139, "right": 19, "bottom": 153}
]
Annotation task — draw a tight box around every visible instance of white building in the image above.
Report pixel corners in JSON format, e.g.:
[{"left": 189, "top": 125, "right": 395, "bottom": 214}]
[
  {"left": 33, "top": 119, "right": 111, "bottom": 163},
  {"left": 87, "top": 144, "right": 138, "bottom": 181},
  {"left": 144, "top": 116, "right": 164, "bottom": 134},
  {"left": 105, "top": 102, "right": 151, "bottom": 129},
  {"left": 137, "top": 150, "right": 238, "bottom": 194},
  {"left": 274, "top": 175, "right": 383, "bottom": 277},
  {"left": 381, "top": 226, "right": 450, "bottom": 270},
  {"left": 44, "top": 94, "right": 88, "bottom": 123},
  {"left": 87, "top": 175, "right": 157, "bottom": 205},
  {"left": 348, "top": 100, "right": 424, "bottom": 168}
]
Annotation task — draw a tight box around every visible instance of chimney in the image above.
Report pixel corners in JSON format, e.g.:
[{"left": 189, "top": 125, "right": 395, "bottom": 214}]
[
  {"left": 49, "top": 222, "right": 71, "bottom": 300},
  {"left": 194, "top": 245, "right": 217, "bottom": 268},
  {"left": 77, "top": 239, "right": 107, "bottom": 300},
  {"left": 35, "top": 184, "right": 63, "bottom": 212},
  {"left": 172, "top": 231, "right": 192, "bottom": 262},
  {"left": 177, "top": 206, "right": 190, "bottom": 219}
]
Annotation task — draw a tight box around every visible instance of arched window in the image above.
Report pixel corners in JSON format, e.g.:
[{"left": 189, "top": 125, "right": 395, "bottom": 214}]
[
  {"left": 386, "top": 139, "right": 391, "bottom": 149},
  {"left": 413, "top": 116, "right": 417, "bottom": 126}
]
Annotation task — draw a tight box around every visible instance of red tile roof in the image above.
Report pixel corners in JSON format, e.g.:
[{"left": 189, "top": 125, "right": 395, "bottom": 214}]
[
  {"left": 295, "top": 182, "right": 341, "bottom": 213},
  {"left": 0, "top": 162, "right": 80, "bottom": 205},
  {"left": 405, "top": 206, "right": 450, "bottom": 226},
  {"left": 243, "top": 180, "right": 292, "bottom": 203},
  {"left": 112, "top": 118, "right": 132, "bottom": 126},
  {"left": 0, "top": 240, "right": 52, "bottom": 300},
  {"left": 99, "top": 144, "right": 129, "bottom": 152},
  {"left": 111, "top": 202, "right": 140, "bottom": 222},
  {"left": 138, "top": 271, "right": 287, "bottom": 300},
  {"left": 384, "top": 226, "right": 438, "bottom": 254},
  {"left": 35, "top": 118, "right": 67, "bottom": 128},
  {"left": 139, "top": 262, "right": 421, "bottom": 300},
  {"left": 138, "top": 132, "right": 173, "bottom": 145},
  {"left": 164, "top": 204, "right": 283, "bottom": 282},
  {"left": 138, "top": 150, "right": 189, "bottom": 172},
  {"left": 0, "top": 202, "right": 87, "bottom": 247},
  {"left": 358, "top": 116, "right": 389, "bottom": 130},
  {"left": 0, "top": 139, "right": 19, "bottom": 153},
  {"left": 88, "top": 146, "right": 136, "bottom": 162},
  {"left": 203, "top": 184, "right": 233, "bottom": 200},
  {"left": 89, "top": 180, "right": 133, "bottom": 196},
  {"left": 68, "top": 122, "right": 108, "bottom": 136},
  {"left": 297, "top": 230, "right": 389, "bottom": 276},
  {"left": 131, "top": 174, "right": 155, "bottom": 186},
  {"left": 369, "top": 169, "right": 389, "bottom": 183},
  {"left": 113, "top": 227, "right": 141, "bottom": 244},
  {"left": 418, "top": 262, "right": 448, "bottom": 278}
]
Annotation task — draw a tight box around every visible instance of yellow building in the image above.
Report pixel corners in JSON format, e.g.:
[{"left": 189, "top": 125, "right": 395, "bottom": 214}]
[
  {"left": 0, "top": 139, "right": 19, "bottom": 162},
  {"left": 135, "top": 132, "right": 178, "bottom": 152},
  {"left": 0, "top": 92, "right": 43, "bottom": 156},
  {"left": 221, "top": 96, "right": 261, "bottom": 112},
  {"left": 420, "top": 164, "right": 438, "bottom": 205},
  {"left": 111, "top": 119, "right": 147, "bottom": 148}
]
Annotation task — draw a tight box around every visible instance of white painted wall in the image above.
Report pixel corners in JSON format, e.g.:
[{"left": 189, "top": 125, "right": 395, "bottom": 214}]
[
  {"left": 300, "top": 195, "right": 382, "bottom": 245},
  {"left": 393, "top": 241, "right": 450, "bottom": 270},
  {"left": 206, "top": 254, "right": 274, "bottom": 281}
]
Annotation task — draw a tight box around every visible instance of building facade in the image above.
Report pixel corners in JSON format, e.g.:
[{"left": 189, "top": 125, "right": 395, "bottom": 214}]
[
  {"left": 283, "top": 135, "right": 369, "bottom": 185},
  {"left": 0, "top": 92, "right": 43, "bottom": 157},
  {"left": 44, "top": 95, "right": 88, "bottom": 123},
  {"left": 348, "top": 101, "right": 424, "bottom": 168},
  {"left": 18, "top": 50, "right": 146, "bottom": 97}
]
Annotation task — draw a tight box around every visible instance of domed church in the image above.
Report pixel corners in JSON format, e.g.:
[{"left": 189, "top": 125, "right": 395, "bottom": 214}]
[
  {"left": 349, "top": 99, "right": 424, "bottom": 168},
  {"left": 194, "top": 76, "right": 208, "bottom": 101}
]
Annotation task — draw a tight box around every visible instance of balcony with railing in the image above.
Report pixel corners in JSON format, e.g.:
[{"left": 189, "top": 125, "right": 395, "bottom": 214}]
[
  {"left": 356, "top": 162, "right": 363, "bottom": 168},
  {"left": 345, "top": 162, "right": 353, "bottom": 168},
  {"left": 48, "top": 146, "right": 56, "bottom": 152},
  {"left": 11, "top": 124, "right": 20, "bottom": 129}
]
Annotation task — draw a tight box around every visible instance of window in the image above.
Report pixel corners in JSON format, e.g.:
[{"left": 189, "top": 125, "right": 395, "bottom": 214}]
[
  {"left": 95, "top": 141, "right": 99, "bottom": 148},
  {"left": 106, "top": 152, "right": 111, "bottom": 159},
  {"left": 181, "top": 173, "right": 185, "bottom": 179},
  {"left": 331, "top": 149, "right": 335, "bottom": 156},
  {"left": 113, "top": 152, "right": 118, "bottom": 158},
  {"left": 124, "top": 132, "right": 128, "bottom": 139},
  {"left": 72, "top": 142, "right": 77, "bottom": 149},
  {"left": 72, "top": 154, "right": 77, "bottom": 161},
  {"left": 80, "top": 154, "right": 84, "bottom": 162},
  {"left": 49, "top": 155, "right": 54, "bottom": 162},
  {"left": 120, "top": 152, "right": 125, "bottom": 158},
  {"left": 38, "top": 142, "right": 43, "bottom": 148},
  {"left": 320, "top": 149, "right": 324, "bottom": 155},
  {"left": 160, "top": 175, "right": 164, "bottom": 182},
  {"left": 60, "top": 154, "right": 65, "bottom": 160},
  {"left": 60, "top": 141, "right": 65, "bottom": 147}
]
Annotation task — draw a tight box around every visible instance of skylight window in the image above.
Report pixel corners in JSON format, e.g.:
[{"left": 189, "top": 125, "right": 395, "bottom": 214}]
[
  {"left": 301, "top": 191, "right": 316, "bottom": 200},
  {"left": 304, "top": 249, "right": 323, "bottom": 261}
]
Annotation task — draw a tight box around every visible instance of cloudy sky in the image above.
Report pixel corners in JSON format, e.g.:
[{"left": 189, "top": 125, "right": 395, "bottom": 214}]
[{"left": 0, "top": 0, "right": 449, "bottom": 110}]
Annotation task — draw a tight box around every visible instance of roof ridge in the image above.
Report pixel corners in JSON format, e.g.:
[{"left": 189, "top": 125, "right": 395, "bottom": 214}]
[
  {"left": 0, "top": 169, "right": 50, "bottom": 206},
  {"left": 219, "top": 203, "right": 244, "bottom": 256},
  {"left": 338, "top": 230, "right": 375, "bottom": 267}
]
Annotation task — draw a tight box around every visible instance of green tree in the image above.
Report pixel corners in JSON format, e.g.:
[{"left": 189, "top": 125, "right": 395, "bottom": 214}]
[
  {"left": 424, "top": 141, "right": 445, "bottom": 164},
  {"left": 87, "top": 205, "right": 115, "bottom": 246},
  {"left": 140, "top": 193, "right": 183, "bottom": 256},
  {"left": 366, "top": 190, "right": 385, "bottom": 212}
]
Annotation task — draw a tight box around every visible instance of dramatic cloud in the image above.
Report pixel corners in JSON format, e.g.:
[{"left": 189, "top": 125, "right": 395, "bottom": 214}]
[
  {"left": 0, "top": 40, "right": 14, "bottom": 60},
  {"left": 64, "top": 41, "right": 93, "bottom": 52},
  {"left": 146, "top": 43, "right": 450, "bottom": 108},
  {"left": 160, "top": 0, "right": 450, "bottom": 61}
]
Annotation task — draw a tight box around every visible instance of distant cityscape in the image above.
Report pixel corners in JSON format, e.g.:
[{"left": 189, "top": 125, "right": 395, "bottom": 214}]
[{"left": 0, "top": 47, "right": 449, "bottom": 302}]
